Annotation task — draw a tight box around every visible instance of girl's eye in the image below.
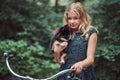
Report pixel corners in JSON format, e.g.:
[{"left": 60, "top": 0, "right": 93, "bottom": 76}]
[
  {"left": 74, "top": 17, "right": 79, "bottom": 20},
  {"left": 67, "top": 17, "right": 71, "bottom": 20},
  {"left": 67, "top": 17, "right": 79, "bottom": 20}
]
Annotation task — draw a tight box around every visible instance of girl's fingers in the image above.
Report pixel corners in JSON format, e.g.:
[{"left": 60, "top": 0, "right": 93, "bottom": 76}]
[
  {"left": 76, "top": 66, "right": 82, "bottom": 74},
  {"left": 71, "top": 63, "right": 83, "bottom": 74}
]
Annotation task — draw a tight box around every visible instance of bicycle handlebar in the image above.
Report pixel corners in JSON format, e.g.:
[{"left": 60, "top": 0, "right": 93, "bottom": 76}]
[{"left": 4, "top": 53, "right": 73, "bottom": 80}]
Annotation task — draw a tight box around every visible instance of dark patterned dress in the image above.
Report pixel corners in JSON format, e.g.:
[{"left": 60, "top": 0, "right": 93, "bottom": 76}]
[{"left": 57, "top": 27, "right": 98, "bottom": 80}]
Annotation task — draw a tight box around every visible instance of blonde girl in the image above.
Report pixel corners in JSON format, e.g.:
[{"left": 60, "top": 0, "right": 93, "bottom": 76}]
[{"left": 51, "top": 2, "right": 98, "bottom": 80}]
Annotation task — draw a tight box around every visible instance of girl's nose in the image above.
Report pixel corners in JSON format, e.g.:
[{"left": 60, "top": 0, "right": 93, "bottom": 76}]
[{"left": 70, "top": 19, "right": 74, "bottom": 23}]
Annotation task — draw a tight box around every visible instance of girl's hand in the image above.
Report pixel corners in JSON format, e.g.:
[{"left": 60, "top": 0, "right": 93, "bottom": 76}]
[{"left": 71, "top": 62, "right": 83, "bottom": 74}]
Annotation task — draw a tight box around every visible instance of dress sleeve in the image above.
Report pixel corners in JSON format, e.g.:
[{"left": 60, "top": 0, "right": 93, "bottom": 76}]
[{"left": 88, "top": 27, "right": 98, "bottom": 37}]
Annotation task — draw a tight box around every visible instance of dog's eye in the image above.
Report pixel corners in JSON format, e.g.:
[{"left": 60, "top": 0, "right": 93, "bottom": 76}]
[{"left": 56, "top": 44, "right": 60, "bottom": 46}]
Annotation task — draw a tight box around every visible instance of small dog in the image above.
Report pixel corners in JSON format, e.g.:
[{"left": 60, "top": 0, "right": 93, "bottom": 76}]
[{"left": 51, "top": 25, "right": 73, "bottom": 64}]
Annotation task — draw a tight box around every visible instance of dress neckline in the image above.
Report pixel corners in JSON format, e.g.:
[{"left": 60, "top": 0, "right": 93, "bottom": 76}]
[{"left": 75, "top": 32, "right": 83, "bottom": 35}]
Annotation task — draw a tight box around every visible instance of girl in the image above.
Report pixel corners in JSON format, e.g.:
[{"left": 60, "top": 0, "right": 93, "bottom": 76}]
[{"left": 50, "top": 2, "right": 98, "bottom": 80}]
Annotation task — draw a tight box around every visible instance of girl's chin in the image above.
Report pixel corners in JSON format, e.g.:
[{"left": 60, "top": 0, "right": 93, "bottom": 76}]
[{"left": 70, "top": 27, "right": 78, "bottom": 31}]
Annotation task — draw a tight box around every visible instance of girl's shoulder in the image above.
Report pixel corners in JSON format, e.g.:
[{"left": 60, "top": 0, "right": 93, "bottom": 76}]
[
  {"left": 85, "top": 26, "right": 98, "bottom": 40},
  {"left": 88, "top": 26, "right": 99, "bottom": 36}
]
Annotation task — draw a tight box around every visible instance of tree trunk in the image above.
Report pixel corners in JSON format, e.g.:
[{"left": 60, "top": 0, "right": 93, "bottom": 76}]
[{"left": 55, "top": 0, "right": 59, "bottom": 12}]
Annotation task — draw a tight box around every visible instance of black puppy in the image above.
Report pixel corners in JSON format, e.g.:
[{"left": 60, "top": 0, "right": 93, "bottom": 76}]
[{"left": 51, "top": 25, "right": 73, "bottom": 64}]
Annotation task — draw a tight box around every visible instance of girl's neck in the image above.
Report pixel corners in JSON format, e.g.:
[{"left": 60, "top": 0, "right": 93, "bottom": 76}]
[{"left": 72, "top": 29, "right": 82, "bottom": 33}]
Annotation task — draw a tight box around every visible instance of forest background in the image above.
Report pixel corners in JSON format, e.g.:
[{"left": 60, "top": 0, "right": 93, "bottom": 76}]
[{"left": 0, "top": 0, "right": 120, "bottom": 80}]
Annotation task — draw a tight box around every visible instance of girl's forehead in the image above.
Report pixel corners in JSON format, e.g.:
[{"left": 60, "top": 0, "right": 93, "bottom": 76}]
[{"left": 67, "top": 11, "right": 80, "bottom": 17}]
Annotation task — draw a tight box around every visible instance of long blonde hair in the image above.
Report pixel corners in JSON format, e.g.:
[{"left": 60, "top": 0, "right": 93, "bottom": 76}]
[{"left": 63, "top": 2, "right": 92, "bottom": 39}]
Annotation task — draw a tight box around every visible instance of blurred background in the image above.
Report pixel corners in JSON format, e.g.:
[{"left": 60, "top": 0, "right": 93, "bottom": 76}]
[{"left": 0, "top": 0, "right": 120, "bottom": 80}]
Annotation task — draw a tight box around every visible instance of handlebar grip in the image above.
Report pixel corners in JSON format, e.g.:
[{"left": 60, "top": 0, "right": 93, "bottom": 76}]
[{"left": 4, "top": 53, "right": 14, "bottom": 58}]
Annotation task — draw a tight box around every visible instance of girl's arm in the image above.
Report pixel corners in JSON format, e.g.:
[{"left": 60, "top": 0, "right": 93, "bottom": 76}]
[{"left": 71, "top": 32, "right": 98, "bottom": 74}]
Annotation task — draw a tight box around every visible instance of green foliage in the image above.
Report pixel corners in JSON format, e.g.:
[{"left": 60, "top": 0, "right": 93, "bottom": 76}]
[
  {"left": 0, "top": 0, "right": 63, "bottom": 46},
  {"left": 84, "top": 0, "right": 120, "bottom": 61},
  {"left": 95, "top": 55, "right": 120, "bottom": 80},
  {"left": 0, "top": 39, "right": 59, "bottom": 78},
  {"left": 0, "top": 0, "right": 61, "bottom": 78}
]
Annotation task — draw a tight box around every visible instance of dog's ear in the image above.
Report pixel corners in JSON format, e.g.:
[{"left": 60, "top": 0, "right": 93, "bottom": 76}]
[{"left": 53, "top": 28, "right": 61, "bottom": 35}]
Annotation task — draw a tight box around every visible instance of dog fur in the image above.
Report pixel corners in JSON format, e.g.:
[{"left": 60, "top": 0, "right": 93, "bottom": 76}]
[{"left": 51, "top": 25, "right": 73, "bottom": 64}]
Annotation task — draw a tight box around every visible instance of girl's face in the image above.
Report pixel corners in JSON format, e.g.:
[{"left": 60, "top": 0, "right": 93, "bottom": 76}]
[{"left": 67, "top": 11, "right": 81, "bottom": 31}]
